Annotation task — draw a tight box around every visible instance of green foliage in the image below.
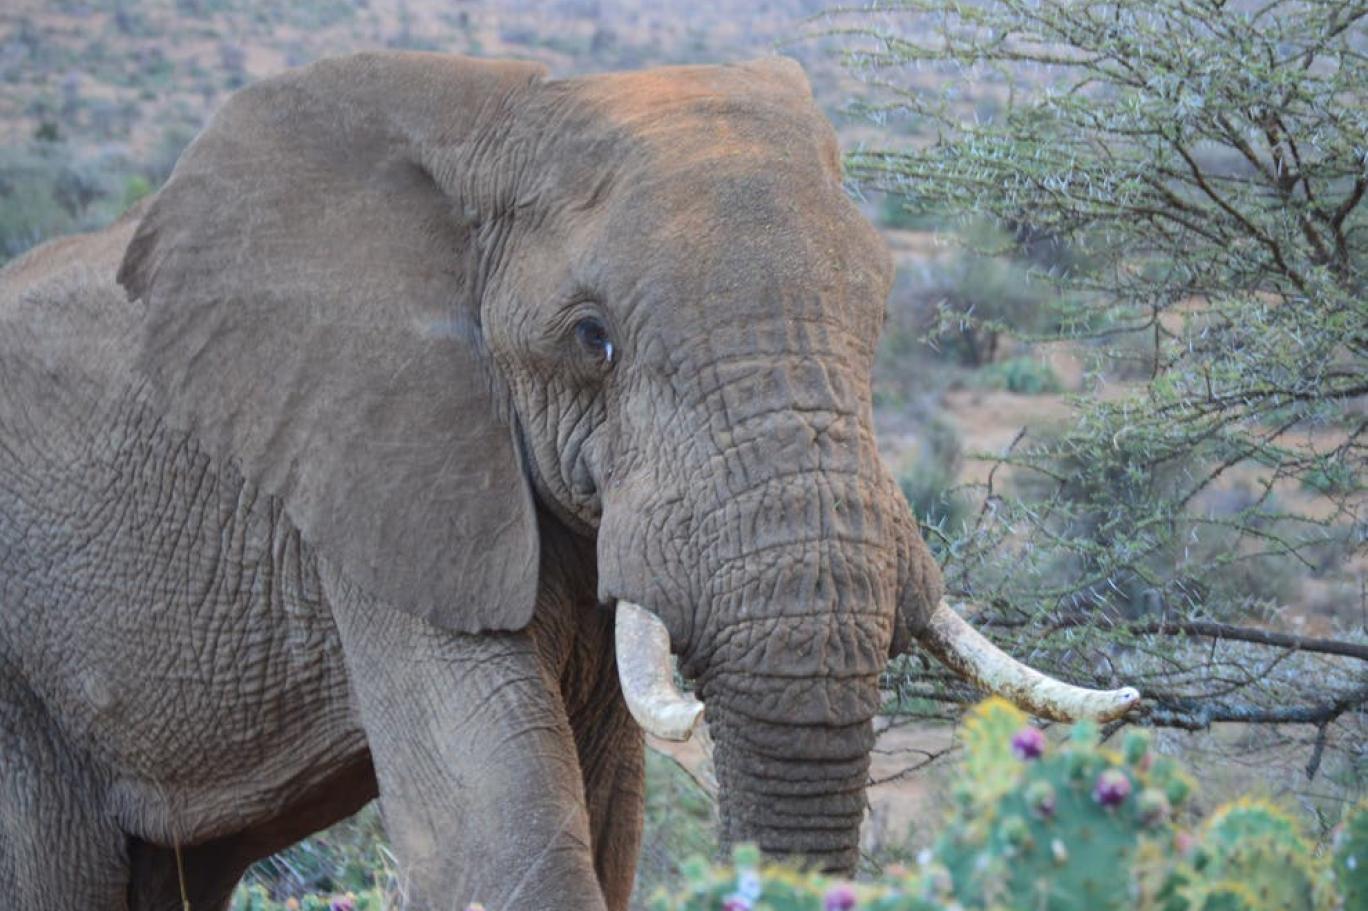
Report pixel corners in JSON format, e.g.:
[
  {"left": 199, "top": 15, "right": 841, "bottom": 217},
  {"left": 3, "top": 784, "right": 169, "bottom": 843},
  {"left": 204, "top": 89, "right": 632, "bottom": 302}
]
[
  {"left": 877, "top": 194, "right": 940, "bottom": 231},
  {"left": 649, "top": 842, "right": 944, "bottom": 911},
  {"left": 0, "top": 143, "right": 130, "bottom": 262},
  {"left": 933, "top": 701, "right": 1184, "bottom": 911},
  {"left": 218, "top": 701, "right": 1364, "bottom": 910},
  {"left": 239, "top": 806, "right": 391, "bottom": 901},
  {"left": 0, "top": 126, "right": 190, "bottom": 265},
  {"left": 636, "top": 747, "right": 720, "bottom": 902},
  {"left": 1182, "top": 800, "right": 1329, "bottom": 911},
  {"left": 831, "top": 0, "right": 1366, "bottom": 770},
  {"left": 231, "top": 883, "right": 386, "bottom": 911},
  {"left": 973, "top": 356, "right": 1063, "bottom": 395},
  {"left": 894, "top": 414, "right": 968, "bottom": 543},
  {"left": 649, "top": 700, "right": 1363, "bottom": 911},
  {"left": 1332, "top": 801, "right": 1368, "bottom": 911},
  {"left": 882, "top": 235, "right": 1062, "bottom": 371}
]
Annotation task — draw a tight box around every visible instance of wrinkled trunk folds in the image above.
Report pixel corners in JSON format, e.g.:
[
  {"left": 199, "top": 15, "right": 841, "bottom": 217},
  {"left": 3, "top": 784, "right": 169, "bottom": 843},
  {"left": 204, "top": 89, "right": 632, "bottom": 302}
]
[{"left": 707, "top": 701, "right": 876, "bottom": 873}]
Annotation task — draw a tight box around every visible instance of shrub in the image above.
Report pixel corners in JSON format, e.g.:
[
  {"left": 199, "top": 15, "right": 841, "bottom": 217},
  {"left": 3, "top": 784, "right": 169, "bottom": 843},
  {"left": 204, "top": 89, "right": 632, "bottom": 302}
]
[
  {"left": 830, "top": 0, "right": 1367, "bottom": 777},
  {"left": 894, "top": 414, "right": 969, "bottom": 544},
  {"left": 649, "top": 700, "right": 1365, "bottom": 911},
  {"left": 238, "top": 805, "right": 390, "bottom": 901},
  {"left": 973, "top": 356, "right": 1063, "bottom": 395}
]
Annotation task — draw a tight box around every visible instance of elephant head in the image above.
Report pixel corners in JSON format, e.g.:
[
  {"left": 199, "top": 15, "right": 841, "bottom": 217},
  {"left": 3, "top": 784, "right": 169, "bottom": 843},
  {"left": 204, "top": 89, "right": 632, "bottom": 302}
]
[{"left": 119, "top": 52, "right": 1136, "bottom": 875}]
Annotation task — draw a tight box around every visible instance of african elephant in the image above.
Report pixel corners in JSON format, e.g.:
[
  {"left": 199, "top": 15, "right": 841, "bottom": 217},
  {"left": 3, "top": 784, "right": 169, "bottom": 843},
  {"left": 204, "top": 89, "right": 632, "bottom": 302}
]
[{"left": 0, "top": 52, "right": 1137, "bottom": 910}]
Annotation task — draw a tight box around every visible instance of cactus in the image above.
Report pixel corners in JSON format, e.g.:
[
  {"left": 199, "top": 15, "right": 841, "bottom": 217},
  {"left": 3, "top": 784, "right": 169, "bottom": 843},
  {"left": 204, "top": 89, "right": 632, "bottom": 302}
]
[
  {"left": 1179, "top": 799, "right": 1330, "bottom": 911},
  {"left": 933, "top": 699, "right": 1186, "bottom": 911},
  {"left": 1332, "top": 800, "right": 1368, "bottom": 911},
  {"left": 650, "top": 843, "right": 946, "bottom": 911},
  {"left": 351, "top": 699, "right": 1360, "bottom": 911},
  {"left": 1182, "top": 882, "right": 1260, "bottom": 911}
]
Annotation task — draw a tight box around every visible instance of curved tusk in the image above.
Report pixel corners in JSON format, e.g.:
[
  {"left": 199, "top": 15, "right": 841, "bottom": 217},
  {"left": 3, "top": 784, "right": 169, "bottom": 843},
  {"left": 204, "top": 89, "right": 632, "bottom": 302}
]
[
  {"left": 918, "top": 600, "right": 1141, "bottom": 722},
  {"left": 614, "top": 600, "right": 704, "bottom": 741}
]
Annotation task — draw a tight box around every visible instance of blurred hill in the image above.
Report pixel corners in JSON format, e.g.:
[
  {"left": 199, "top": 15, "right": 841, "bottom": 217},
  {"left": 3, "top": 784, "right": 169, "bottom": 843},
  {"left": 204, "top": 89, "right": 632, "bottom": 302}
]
[{"left": 0, "top": 0, "right": 880, "bottom": 261}]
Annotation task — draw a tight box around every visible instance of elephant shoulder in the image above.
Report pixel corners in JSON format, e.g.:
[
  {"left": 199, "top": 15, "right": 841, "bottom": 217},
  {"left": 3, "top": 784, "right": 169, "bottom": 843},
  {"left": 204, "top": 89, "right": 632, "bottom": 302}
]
[
  {"left": 0, "top": 205, "right": 149, "bottom": 456},
  {"left": 1, "top": 206, "right": 147, "bottom": 385}
]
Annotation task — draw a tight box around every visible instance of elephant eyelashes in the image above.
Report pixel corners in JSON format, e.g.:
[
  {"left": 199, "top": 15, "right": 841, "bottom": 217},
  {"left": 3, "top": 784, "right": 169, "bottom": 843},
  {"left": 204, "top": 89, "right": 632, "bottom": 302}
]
[{"left": 574, "top": 316, "right": 614, "bottom": 366}]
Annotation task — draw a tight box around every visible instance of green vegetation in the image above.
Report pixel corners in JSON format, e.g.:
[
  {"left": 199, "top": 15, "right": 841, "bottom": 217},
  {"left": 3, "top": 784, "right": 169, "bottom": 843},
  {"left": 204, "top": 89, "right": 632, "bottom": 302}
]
[
  {"left": 648, "top": 700, "right": 1365, "bottom": 911},
  {"left": 0, "top": 142, "right": 151, "bottom": 261},
  {"left": 972, "top": 356, "right": 1062, "bottom": 395},
  {"left": 638, "top": 749, "right": 720, "bottom": 902},
  {"left": 235, "top": 807, "right": 391, "bottom": 903},
  {"left": 831, "top": 0, "right": 1366, "bottom": 790},
  {"left": 893, "top": 414, "right": 970, "bottom": 543}
]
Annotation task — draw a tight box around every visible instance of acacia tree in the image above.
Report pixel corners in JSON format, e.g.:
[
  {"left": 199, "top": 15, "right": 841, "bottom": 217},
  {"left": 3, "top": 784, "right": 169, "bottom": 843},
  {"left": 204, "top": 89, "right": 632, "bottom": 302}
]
[{"left": 823, "top": 0, "right": 1366, "bottom": 798}]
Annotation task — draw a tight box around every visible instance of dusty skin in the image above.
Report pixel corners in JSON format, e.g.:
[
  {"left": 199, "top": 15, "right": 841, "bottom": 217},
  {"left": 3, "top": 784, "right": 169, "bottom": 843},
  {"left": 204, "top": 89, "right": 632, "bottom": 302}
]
[{"left": 0, "top": 52, "right": 1133, "bottom": 910}]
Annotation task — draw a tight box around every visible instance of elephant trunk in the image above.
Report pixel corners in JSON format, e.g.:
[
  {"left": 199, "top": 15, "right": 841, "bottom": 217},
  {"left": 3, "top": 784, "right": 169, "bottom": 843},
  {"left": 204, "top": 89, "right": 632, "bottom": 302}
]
[{"left": 704, "top": 696, "right": 878, "bottom": 874}]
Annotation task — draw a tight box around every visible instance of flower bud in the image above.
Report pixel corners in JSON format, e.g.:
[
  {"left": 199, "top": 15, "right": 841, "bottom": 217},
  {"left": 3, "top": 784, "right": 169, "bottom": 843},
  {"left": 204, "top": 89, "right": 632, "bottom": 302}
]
[
  {"left": 1011, "top": 726, "right": 1047, "bottom": 760},
  {"left": 824, "top": 883, "right": 858, "bottom": 911},
  {"left": 1093, "top": 768, "right": 1132, "bottom": 808}
]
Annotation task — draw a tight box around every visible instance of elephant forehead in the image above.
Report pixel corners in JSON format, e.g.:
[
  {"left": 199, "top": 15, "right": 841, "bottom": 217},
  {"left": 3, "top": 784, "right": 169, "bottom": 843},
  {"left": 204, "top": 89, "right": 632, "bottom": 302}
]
[
  {"left": 592, "top": 169, "right": 892, "bottom": 327},
  {"left": 523, "top": 63, "right": 892, "bottom": 336},
  {"left": 546, "top": 62, "right": 841, "bottom": 183}
]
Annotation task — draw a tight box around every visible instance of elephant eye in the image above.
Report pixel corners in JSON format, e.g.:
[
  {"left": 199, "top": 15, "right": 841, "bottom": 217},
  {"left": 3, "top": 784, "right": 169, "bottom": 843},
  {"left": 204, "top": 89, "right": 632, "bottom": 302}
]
[{"left": 574, "top": 316, "right": 614, "bottom": 366}]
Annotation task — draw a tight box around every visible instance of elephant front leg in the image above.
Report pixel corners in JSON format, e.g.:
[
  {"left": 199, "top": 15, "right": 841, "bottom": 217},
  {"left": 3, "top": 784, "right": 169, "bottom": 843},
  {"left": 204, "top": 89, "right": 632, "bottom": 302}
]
[
  {"left": 0, "top": 679, "right": 130, "bottom": 911},
  {"left": 326, "top": 575, "right": 607, "bottom": 911}
]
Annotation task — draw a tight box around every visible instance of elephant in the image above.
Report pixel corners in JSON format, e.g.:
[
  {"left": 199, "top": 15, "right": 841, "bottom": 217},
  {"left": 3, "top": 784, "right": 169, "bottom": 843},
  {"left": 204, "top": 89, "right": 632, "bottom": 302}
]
[{"left": 0, "top": 52, "right": 1138, "bottom": 911}]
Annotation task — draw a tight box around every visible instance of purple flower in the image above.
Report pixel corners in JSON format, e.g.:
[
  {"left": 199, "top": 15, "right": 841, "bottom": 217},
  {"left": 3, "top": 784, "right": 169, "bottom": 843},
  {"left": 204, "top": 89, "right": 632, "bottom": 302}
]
[
  {"left": 1093, "top": 769, "right": 1132, "bottom": 808},
  {"left": 824, "top": 882, "right": 858, "bottom": 911},
  {"left": 1011, "top": 726, "right": 1047, "bottom": 760},
  {"left": 329, "top": 897, "right": 355, "bottom": 911},
  {"left": 721, "top": 897, "right": 752, "bottom": 911}
]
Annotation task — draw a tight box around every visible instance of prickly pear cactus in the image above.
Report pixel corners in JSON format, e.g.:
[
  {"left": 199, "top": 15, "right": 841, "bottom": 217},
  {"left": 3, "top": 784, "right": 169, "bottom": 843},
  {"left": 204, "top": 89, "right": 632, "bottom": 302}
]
[
  {"left": 609, "top": 699, "right": 1366, "bottom": 911},
  {"left": 1179, "top": 799, "right": 1330, "bottom": 911},
  {"left": 933, "top": 699, "right": 1188, "bottom": 911},
  {"left": 647, "top": 844, "right": 945, "bottom": 911},
  {"left": 1332, "top": 800, "right": 1367, "bottom": 911},
  {"left": 1182, "top": 882, "right": 1260, "bottom": 911}
]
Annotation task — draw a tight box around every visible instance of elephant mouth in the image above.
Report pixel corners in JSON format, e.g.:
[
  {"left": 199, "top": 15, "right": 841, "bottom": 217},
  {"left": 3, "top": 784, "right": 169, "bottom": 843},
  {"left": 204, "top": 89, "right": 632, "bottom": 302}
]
[{"left": 612, "top": 598, "right": 1139, "bottom": 742}]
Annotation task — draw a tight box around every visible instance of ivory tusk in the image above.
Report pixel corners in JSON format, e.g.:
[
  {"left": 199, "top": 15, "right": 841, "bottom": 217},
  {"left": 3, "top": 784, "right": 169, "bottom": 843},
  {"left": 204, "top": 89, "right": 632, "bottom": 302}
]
[
  {"left": 918, "top": 599, "right": 1141, "bottom": 723},
  {"left": 614, "top": 600, "right": 704, "bottom": 741}
]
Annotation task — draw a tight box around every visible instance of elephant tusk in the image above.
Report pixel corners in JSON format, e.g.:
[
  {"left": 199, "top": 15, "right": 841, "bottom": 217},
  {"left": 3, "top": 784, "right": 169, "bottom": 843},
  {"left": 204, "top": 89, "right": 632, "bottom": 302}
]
[
  {"left": 918, "top": 599, "right": 1141, "bottom": 723},
  {"left": 614, "top": 600, "right": 704, "bottom": 741}
]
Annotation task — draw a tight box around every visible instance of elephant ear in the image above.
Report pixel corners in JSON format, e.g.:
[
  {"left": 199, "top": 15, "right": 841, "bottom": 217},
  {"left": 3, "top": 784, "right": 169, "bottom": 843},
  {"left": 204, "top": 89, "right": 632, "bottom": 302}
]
[{"left": 118, "top": 52, "right": 547, "bottom": 633}]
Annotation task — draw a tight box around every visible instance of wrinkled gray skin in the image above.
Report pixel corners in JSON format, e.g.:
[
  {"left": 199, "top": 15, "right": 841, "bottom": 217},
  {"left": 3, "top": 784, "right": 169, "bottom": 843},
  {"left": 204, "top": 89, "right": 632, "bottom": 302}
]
[{"left": 0, "top": 54, "right": 942, "bottom": 910}]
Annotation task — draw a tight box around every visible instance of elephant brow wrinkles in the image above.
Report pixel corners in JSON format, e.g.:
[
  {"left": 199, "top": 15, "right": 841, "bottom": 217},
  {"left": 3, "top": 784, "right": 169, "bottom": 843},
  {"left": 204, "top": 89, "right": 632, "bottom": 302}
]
[
  {"left": 715, "top": 406, "right": 864, "bottom": 443},
  {"left": 683, "top": 352, "right": 870, "bottom": 404}
]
